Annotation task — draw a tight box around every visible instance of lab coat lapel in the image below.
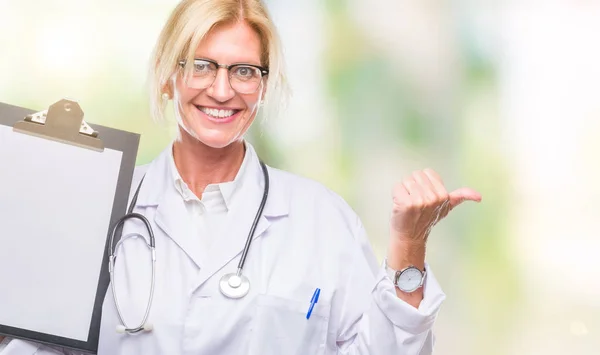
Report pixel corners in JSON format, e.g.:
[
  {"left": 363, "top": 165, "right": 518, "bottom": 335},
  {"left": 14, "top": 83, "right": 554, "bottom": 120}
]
[
  {"left": 154, "top": 185, "right": 205, "bottom": 269},
  {"left": 136, "top": 146, "right": 204, "bottom": 269}
]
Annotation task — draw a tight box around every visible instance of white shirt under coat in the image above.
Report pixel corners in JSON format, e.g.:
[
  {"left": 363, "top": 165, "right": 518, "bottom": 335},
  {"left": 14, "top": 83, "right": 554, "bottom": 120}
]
[{"left": 1, "top": 141, "right": 446, "bottom": 355}]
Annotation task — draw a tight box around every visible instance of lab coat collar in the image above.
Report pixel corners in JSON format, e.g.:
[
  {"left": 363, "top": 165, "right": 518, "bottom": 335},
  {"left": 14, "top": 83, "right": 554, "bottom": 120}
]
[
  {"left": 134, "top": 140, "right": 287, "bottom": 216},
  {"left": 133, "top": 140, "right": 289, "bottom": 270},
  {"left": 167, "top": 141, "right": 252, "bottom": 212}
]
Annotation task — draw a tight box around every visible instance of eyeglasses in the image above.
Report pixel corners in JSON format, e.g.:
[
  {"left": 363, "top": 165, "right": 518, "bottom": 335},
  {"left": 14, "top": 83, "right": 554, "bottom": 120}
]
[{"left": 179, "top": 58, "right": 269, "bottom": 94}]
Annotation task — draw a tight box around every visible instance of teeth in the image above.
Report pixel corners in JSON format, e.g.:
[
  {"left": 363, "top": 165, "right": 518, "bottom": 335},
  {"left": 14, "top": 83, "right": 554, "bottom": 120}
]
[{"left": 199, "top": 107, "right": 236, "bottom": 118}]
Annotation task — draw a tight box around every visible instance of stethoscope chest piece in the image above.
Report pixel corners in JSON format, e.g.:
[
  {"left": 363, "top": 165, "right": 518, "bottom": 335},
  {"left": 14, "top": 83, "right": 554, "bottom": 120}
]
[{"left": 219, "top": 271, "right": 250, "bottom": 299}]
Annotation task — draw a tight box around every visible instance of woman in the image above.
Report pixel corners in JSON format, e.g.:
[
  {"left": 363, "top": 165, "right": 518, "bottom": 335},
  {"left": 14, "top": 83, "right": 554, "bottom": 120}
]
[{"left": 0, "top": 0, "right": 481, "bottom": 354}]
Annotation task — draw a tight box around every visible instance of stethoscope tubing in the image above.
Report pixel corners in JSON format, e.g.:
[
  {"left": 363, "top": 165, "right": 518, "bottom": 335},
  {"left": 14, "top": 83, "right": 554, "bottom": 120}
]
[
  {"left": 107, "top": 161, "right": 269, "bottom": 333},
  {"left": 236, "top": 161, "right": 269, "bottom": 271}
]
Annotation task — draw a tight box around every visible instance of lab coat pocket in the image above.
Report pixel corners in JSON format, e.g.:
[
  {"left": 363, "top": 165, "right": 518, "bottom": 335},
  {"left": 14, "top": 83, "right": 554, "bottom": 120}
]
[{"left": 249, "top": 294, "right": 330, "bottom": 355}]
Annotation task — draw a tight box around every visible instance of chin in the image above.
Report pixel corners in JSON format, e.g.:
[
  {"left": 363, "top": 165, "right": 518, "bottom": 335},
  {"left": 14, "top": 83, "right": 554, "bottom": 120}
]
[{"left": 197, "top": 136, "right": 239, "bottom": 149}]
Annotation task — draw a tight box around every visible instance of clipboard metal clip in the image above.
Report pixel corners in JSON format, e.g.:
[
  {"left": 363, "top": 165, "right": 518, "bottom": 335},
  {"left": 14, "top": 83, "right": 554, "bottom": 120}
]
[{"left": 12, "top": 98, "right": 104, "bottom": 152}]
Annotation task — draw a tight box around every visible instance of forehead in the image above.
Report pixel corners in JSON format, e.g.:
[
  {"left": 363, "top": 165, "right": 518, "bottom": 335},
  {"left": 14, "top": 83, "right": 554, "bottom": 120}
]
[{"left": 194, "top": 21, "right": 262, "bottom": 64}]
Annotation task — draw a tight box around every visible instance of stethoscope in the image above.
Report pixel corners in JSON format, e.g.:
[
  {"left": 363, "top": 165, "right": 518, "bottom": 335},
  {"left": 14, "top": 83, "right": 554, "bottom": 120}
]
[{"left": 107, "top": 161, "right": 269, "bottom": 334}]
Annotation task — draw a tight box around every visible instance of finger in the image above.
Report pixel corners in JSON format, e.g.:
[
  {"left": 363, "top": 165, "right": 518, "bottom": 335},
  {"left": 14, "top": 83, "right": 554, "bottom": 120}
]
[
  {"left": 448, "top": 187, "right": 482, "bottom": 209},
  {"left": 412, "top": 170, "right": 435, "bottom": 192},
  {"left": 423, "top": 168, "right": 448, "bottom": 200},
  {"left": 422, "top": 168, "right": 444, "bottom": 185},
  {"left": 412, "top": 170, "right": 437, "bottom": 204},
  {"left": 403, "top": 177, "right": 427, "bottom": 208},
  {"left": 402, "top": 177, "right": 422, "bottom": 196},
  {"left": 392, "top": 181, "right": 410, "bottom": 205}
]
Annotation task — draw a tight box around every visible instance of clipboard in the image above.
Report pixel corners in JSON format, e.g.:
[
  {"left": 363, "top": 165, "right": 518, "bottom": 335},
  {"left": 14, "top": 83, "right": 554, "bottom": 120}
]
[{"left": 0, "top": 99, "right": 140, "bottom": 354}]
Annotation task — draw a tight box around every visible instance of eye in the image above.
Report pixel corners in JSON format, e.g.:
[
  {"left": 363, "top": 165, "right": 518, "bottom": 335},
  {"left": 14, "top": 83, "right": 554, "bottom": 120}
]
[
  {"left": 193, "top": 60, "right": 214, "bottom": 73},
  {"left": 233, "top": 66, "right": 257, "bottom": 78}
]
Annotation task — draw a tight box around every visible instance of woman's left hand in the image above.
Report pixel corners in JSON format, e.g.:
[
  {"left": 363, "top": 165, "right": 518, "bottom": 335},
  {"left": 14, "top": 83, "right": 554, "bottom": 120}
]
[
  {"left": 387, "top": 168, "right": 481, "bottom": 307},
  {"left": 390, "top": 168, "right": 482, "bottom": 244}
]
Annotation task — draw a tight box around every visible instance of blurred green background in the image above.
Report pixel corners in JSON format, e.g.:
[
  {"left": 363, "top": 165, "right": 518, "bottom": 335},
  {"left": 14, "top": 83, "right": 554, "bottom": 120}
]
[{"left": 1, "top": 0, "right": 599, "bottom": 354}]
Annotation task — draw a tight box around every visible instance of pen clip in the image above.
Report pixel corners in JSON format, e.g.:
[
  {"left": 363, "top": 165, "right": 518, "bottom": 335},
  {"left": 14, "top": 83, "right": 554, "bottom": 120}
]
[{"left": 306, "top": 288, "right": 321, "bottom": 320}]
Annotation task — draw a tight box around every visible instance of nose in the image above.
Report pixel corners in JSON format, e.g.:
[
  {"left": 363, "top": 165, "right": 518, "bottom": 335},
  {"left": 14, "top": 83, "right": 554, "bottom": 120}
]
[{"left": 206, "top": 68, "right": 236, "bottom": 102}]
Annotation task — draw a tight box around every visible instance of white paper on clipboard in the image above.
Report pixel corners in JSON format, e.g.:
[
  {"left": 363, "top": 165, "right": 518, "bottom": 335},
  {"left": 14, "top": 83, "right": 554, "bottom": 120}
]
[{"left": 0, "top": 125, "right": 123, "bottom": 341}]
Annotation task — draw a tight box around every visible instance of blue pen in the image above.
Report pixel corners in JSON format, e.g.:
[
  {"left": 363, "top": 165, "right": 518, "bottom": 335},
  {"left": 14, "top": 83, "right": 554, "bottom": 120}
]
[{"left": 306, "top": 288, "right": 321, "bottom": 319}]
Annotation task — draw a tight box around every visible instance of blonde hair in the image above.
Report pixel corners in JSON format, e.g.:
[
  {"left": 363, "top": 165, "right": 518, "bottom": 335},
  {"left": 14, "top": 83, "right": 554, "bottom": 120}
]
[{"left": 148, "top": 0, "right": 289, "bottom": 126}]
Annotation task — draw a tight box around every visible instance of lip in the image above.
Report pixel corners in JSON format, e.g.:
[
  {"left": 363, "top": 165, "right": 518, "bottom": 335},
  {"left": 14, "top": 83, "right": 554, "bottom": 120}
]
[
  {"left": 197, "top": 105, "right": 242, "bottom": 110},
  {"left": 194, "top": 105, "right": 242, "bottom": 124}
]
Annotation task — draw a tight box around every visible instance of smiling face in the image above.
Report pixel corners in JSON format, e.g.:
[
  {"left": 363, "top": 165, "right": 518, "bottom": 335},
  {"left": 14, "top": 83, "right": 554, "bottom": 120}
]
[{"left": 173, "top": 21, "right": 265, "bottom": 148}]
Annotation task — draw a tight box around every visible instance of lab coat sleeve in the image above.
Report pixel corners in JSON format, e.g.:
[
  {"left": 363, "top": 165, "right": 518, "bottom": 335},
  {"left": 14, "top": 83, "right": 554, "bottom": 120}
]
[{"left": 335, "top": 216, "right": 446, "bottom": 354}]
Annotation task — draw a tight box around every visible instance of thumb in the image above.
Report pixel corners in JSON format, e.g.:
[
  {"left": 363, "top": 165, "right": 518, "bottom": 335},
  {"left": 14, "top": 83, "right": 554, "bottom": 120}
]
[{"left": 448, "top": 187, "right": 482, "bottom": 210}]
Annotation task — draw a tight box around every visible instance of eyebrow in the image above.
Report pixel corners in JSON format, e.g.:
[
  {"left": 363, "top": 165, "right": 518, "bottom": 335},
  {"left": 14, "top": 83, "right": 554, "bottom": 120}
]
[{"left": 193, "top": 56, "right": 262, "bottom": 66}]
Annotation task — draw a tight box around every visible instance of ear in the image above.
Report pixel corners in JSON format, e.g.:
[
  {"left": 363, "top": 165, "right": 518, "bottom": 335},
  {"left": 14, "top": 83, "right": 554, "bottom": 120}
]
[
  {"left": 161, "top": 82, "right": 174, "bottom": 99},
  {"left": 162, "top": 73, "right": 179, "bottom": 99},
  {"left": 260, "top": 80, "right": 267, "bottom": 104}
]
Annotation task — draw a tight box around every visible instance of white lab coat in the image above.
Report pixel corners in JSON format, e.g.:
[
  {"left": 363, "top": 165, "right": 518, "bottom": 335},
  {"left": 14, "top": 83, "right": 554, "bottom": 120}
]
[{"left": 1, "top": 142, "right": 446, "bottom": 355}]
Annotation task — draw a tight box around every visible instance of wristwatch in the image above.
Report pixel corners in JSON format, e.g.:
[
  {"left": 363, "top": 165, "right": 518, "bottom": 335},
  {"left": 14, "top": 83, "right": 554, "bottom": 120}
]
[{"left": 384, "top": 259, "right": 427, "bottom": 293}]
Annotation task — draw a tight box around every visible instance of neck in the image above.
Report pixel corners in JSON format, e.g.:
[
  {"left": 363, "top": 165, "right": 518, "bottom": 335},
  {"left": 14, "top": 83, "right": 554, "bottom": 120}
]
[{"left": 172, "top": 129, "right": 245, "bottom": 197}]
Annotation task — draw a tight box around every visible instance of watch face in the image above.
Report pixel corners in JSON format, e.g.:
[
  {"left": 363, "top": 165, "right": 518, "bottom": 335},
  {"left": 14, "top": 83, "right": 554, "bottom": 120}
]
[{"left": 398, "top": 267, "right": 422, "bottom": 292}]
